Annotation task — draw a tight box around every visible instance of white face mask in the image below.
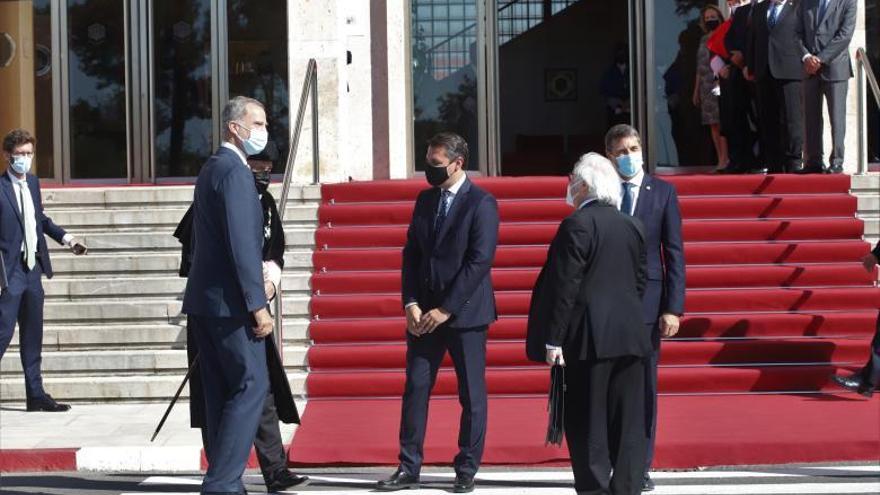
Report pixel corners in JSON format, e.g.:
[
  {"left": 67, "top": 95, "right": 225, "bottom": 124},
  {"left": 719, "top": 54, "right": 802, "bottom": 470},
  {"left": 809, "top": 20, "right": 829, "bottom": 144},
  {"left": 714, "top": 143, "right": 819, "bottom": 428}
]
[
  {"left": 235, "top": 123, "right": 269, "bottom": 156},
  {"left": 10, "top": 155, "right": 32, "bottom": 175},
  {"left": 565, "top": 180, "right": 581, "bottom": 207}
]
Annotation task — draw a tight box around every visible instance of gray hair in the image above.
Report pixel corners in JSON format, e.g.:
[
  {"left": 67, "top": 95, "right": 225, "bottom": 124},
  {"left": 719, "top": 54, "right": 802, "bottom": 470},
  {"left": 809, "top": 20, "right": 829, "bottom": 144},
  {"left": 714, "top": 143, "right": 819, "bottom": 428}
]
[
  {"left": 222, "top": 96, "right": 264, "bottom": 127},
  {"left": 572, "top": 153, "right": 621, "bottom": 209},
  {"left": 604, "top": 124, "right": 641, "bottom": 153}
]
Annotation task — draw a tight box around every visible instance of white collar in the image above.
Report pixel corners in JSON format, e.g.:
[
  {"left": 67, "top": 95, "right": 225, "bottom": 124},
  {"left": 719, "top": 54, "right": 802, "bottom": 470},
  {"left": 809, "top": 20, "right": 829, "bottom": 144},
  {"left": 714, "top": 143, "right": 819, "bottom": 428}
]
[
  {"left": 221, "top": 142, "right": 249, "bottom": 167},
  {"left": 620, "top": 169, "right": 645, "bottom": 188},
  {"left": 578, "top": 198, "right": 597, "bottom": 210},
  {"left": 443, "top": 172, "right": 467, "bottom": 196},
  {"left": 7, "top": 171, "right": 27, "bottom": 185}
]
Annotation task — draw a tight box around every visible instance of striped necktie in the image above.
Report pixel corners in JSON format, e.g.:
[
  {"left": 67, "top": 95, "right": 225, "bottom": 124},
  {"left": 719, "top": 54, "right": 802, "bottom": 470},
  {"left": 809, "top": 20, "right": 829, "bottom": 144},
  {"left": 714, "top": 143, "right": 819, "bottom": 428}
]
[
  {"left": 768, "top": 2, "right": 782, "bottom": 28},
  {"left": 434, "top": 190, "right": 451, "bottom": 238}
]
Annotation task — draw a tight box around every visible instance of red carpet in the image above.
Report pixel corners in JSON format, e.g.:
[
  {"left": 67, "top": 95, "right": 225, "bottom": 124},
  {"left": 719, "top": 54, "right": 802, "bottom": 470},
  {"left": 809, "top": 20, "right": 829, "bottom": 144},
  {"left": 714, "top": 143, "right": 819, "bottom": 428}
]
[{"left": 290, "top": 175, "right": 880, "bottom": 468}]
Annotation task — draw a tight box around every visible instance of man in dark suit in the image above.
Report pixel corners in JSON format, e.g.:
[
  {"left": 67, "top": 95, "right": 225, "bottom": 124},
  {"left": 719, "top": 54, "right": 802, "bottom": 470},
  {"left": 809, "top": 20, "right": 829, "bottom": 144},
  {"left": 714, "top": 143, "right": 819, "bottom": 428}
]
[
  {"left": 377, "top": 132, "right": 499, "bottom": 493},
  {"left": 182, "top": 96, "right": 274, "bottom": 495},
  {"left": 829, "top": 244, "right": 880, "bottom": 397},
  {"left": 0, "top": 129, "right": 87, "bottom": 412},
  {"left": 604, "top": 124, "right": 685, "bottom": 492},
  {"left": 797, "top": 0, "right": 857, "bottom": 174},
  {"left": 719, "top": 0, "right": 759, "bottom": 173},
  {"left": 527, "top": 152, "right": 649, "bottom": 495},
  {"left": 746, "top": 0, "right": 806, "bottom": 173},
  {"left": 175, "top": 141, "right": 307, "bottom": 493}
]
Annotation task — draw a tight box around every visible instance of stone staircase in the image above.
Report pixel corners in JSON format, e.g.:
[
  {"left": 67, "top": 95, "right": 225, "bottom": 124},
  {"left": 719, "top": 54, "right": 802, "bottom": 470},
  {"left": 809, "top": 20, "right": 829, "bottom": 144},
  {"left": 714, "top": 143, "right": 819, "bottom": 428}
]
[
  {"left": 853, "top": 174, "right": 880, "bottom": 248},
  {"left": 0, "top": 184, "right": 320, "bottom": 403}
]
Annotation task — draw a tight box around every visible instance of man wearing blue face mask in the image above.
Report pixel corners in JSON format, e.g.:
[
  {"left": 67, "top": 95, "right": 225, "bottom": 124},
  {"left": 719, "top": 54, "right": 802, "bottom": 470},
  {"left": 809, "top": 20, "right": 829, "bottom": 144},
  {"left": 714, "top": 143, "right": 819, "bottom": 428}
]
[
  {"left": 0, "top": 129, "right": 88, "bottom": 412},
  {"left": 604, "top": 124, "right": 685, "bottom": 492}
]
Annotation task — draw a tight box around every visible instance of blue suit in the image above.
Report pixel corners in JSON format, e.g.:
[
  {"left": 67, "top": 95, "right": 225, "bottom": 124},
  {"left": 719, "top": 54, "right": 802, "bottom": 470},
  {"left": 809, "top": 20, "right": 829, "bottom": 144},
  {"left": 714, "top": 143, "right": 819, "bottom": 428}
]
[
  {"left": 631, "top": 174, "right": 685, "bottom": 476},
  {"left": 182, "top": 146, "right": 269, "bottom": 495},
  {"left": 0, "top": 172, "right": 67, "bottom": 400},
  {"left": 399, "top": 177, "right": 499, "bottom": 478}
]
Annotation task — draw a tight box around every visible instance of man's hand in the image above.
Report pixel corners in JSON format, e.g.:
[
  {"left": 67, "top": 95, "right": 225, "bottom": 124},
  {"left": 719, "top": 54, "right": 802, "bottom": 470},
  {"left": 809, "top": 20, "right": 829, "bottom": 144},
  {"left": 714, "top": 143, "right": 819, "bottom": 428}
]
[
  {"left": 418, "top": 307, "right": 451, "bottom": 334},
  {"left": 253, "top": 307, "right": 274, "bottom": 338},
  {"left": 743, "top": 67, "right": 754, "bottom": 81},
  {"left": 692, "top": 91, "right": 700, "bottom": 108},
  {"left": 730, "top": 51, "right": 744, "bottom": 68},
  {"left": 546, "top": 347, "right": 565, "bottom": 367},
  {"left": 70, "top": 240, "right": 87, "bottom": 255},
  {"left": 861, "top": 253, "right": 878, "bottom": 274},
  {"left": 406, "top": 304, "right": 423, "bottom": 336},
  {"left": 804, "top": 55, "right": 822, "bottom": 75},
  {"left": 659, "top": 313, "right": 680, "bottom": 338},
  {"left": 264, "top": 280, "right": 276, "bottom": 300}
]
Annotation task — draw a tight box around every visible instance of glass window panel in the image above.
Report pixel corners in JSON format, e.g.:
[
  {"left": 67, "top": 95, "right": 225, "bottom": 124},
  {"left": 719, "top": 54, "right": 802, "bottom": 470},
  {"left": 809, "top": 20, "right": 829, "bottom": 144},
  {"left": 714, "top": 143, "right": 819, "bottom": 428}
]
[
  {"left": 0, "top": 0, "right": 54, "bottom": 179},
  {"left": 153, "top": 0, "right": 213, "bottom": 177},
  {"left": 67, "top": 0, "right": 128, "bottom": 179},
  {"left": 868, "top": 0, "right": 879, "bottom": 162},
  {"left": 227, "top": 0, "right": 290, "bottom": 175}
]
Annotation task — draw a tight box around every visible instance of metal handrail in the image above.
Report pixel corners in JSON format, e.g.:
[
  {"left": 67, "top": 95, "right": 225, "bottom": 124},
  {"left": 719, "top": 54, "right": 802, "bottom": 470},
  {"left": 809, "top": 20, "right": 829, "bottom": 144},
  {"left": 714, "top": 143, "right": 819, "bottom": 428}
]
[
  {"left": 273, "top": 59, "right": 320, "bottom": 358},
  {"left": 856, "top": 48, "right": 879, "bottom": 175}
]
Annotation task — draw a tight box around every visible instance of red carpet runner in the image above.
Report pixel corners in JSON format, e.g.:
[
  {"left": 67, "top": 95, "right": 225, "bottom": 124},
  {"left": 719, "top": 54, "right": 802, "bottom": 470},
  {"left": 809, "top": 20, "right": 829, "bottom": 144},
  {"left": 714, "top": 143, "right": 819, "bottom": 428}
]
[{"left": 289, "top": 174, "right": 880, "bottom": 468}]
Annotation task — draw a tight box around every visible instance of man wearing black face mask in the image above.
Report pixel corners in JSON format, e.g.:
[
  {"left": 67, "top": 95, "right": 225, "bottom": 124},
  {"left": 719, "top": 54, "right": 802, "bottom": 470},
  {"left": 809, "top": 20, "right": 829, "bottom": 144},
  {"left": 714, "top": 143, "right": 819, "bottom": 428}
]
[
  {"left": 378, "top": 132, "right": 499, "bottom": 493},
  {"left": 174, "top": 139, "right": 309, "bottom": 493}
]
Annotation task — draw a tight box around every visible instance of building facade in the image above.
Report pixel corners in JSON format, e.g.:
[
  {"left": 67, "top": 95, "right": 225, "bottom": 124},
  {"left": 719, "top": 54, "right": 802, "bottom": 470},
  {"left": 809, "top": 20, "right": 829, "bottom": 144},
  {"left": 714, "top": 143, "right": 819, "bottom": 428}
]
[{"left": 1, "top": 0, "right": 877, "bottom": 184}]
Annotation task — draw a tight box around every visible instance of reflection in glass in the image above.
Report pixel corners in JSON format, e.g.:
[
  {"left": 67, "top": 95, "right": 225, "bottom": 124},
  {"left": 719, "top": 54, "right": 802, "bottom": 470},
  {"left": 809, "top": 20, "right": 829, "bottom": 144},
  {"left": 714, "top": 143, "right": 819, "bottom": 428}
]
[
  {"left": 227, "top": 0, "right": 289, "bottom": 174},
  {"left": 411, "top": 0, "right": 479, "bottom": 170},
  {"left": 67, "top": 0, "right": 127, "bottom": 179},
  {"left": 653, "top": 0, "right": 715, "bottom": 166},
  {"left": 153, "top": 0, "right": 212, "bottom": 177},
  {"left": 868, "top": 0, "right": 878, "bottom": 162}
]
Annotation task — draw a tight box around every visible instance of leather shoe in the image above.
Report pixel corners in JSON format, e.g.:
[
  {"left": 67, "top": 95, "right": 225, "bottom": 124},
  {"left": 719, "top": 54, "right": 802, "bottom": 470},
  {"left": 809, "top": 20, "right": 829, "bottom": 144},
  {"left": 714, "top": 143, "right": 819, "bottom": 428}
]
[
  {"left": 642, "top": 474, "right": 655, "bottom": 491},
  {"left": 266, "top": 470, "right": 309, "bottom": 492},
  {"left": 453, "top": 474, "right": 475, "bottom": 493},
  {"left": 748, "top": 167, "right": 769, "bottom": 175},
  {"left": 826, "top": 164, "right": 844, "bottom": 174},
  {"left": 376, "top": 469, "right": 419, "bottom": 491},
  {"left": 794, "top": 164, "right": 823, "bottom": 174},
  {"left": 26, "top": 394, "right": 71, "bottom": 412},
  {"left": 830, "top": 373, "right": 874, "bottom": 398}
]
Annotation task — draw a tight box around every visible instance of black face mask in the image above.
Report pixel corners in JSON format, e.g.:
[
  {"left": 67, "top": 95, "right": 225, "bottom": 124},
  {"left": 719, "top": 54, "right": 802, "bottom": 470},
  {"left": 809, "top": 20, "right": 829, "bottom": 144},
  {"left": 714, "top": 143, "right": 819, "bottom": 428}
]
[
  {"left": 705, "top": 19, "right": 721, "bottom": 31},
  {"left": 424, "top": 164, "right": 451, "bottom": 187},
  {"left": 253, "top": 170, "right": 270, "bottom": 194}
]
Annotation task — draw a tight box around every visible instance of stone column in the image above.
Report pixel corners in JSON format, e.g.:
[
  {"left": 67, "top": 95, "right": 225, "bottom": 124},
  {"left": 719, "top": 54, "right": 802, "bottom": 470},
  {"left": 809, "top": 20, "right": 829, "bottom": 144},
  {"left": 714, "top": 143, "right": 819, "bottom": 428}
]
[{"left": 839, "top": 0, "right": 866, "bottom": 173}]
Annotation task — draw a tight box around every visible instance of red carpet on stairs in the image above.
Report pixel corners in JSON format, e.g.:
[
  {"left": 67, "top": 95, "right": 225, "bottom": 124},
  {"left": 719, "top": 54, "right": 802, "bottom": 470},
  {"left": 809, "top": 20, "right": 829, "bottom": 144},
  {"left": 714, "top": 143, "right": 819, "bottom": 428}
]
[{"left": 289, "top": 175, "right": 880, "bottom": 468}]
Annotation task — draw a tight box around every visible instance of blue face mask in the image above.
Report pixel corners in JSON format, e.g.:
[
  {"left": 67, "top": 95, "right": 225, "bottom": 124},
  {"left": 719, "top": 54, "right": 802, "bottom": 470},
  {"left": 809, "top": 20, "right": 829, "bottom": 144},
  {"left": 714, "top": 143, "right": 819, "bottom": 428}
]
[
  {"left": 616, "top": 152, "right": 643, "bottom": 178},
  {"left": 10, "top": 155, "right": 32, "bottom": 175}
]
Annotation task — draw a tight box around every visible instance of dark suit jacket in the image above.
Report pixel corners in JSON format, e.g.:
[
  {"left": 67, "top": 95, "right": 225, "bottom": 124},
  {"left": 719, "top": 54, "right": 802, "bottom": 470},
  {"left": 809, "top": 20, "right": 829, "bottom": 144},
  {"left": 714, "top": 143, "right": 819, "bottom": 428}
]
[
  {"left": 725, "top": 3, "right": 753, "bottom": 56},
  {"left": 633, "top": 175, "right": 686, "bottom": 328},
  {"left": 401, "top": 178, "right": 499, "bottom": 329},
  {"left": 175, "top": 188, "right": 297, "bottom": 427},
  {"left": 182, "top": 147, "right": 267, "bottom": 317},
  {"left": 0, "top": 172, "right": 66, "bottom": 279},
  {"left": 526, "top": 202, "right": 649, "bottom": 362},
  {"left": 747, "top": 0, "right": 805, "bottom": 81},
  {"left": 797, "top": 0, "right": 856, "bottom": 81}
]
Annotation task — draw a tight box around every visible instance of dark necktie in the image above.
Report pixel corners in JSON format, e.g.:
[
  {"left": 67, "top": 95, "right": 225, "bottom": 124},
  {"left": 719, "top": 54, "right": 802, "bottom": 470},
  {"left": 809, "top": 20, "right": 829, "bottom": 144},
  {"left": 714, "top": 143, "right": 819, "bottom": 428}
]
[
  {"left": 818, "top": 0, "right": 829, "bottom": 23},
  {"left": 434, "top": 190, "right": 451, "bottom": 238},
  {"left": 768, "top": 2, "right": 782, "bottom": 28},
  {"left": 620, "top": 182, "right": 634, "bottom": 216}
]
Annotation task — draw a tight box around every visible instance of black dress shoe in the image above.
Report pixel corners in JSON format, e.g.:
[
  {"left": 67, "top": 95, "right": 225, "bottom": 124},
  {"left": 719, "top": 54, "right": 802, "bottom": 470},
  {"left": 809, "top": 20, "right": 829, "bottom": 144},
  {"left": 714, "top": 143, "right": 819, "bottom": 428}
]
[
  {"left": 266, "top": 470, "right": 309, "bottom": 492},
  {"left": 826, "top": 164, "right": 844, "bottom": 174},
  {"left": 794, "top": 164, "right": 823, "bottom": 174},
  {"left": 748, "top": 167, "right": 769, "bottom": 175},
  {"left": 830, "top": 374, "right": 874, "bottom": 398},
  {"left": 453, "top": 474, "right": 475, "bottom": 493},
  {"left": 376, "top": 469, "right": 419, "bottom": 491},
  {"left": 26, "top": 394, "right": 71, "bottom": 412},
  {"left": 642, "top": 474, "right": 655, "bottom": 491}
]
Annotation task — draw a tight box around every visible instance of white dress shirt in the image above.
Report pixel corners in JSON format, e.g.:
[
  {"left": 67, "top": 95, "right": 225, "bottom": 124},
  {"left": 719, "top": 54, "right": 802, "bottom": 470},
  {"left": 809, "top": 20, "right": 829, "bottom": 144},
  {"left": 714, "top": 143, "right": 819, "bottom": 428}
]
[
  {"left": 221, "top": 142, "right": 249, "bottom": 167},
  {"left": 7, "top": 172, "right": 73, "bottom": 256}
]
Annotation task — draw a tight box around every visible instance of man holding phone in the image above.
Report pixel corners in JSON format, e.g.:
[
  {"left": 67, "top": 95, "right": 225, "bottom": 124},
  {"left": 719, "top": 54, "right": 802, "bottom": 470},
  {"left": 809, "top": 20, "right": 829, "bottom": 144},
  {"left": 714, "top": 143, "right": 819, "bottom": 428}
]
[{"left": 0, "top": 128, "right": 88, "bottom": 412}]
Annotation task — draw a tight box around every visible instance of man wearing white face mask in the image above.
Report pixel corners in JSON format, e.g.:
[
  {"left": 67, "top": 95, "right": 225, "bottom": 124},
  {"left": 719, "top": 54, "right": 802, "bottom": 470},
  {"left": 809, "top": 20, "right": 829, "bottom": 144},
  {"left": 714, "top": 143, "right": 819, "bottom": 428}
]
[
  {"left": 182, "top": 96, "right": 275, "bottom": 495},
  {"left": 0, "top": 129, "right": 88, "bottom": 412},
  {"left": 604, "top": 124, "right": 685, "bottom": 492}
]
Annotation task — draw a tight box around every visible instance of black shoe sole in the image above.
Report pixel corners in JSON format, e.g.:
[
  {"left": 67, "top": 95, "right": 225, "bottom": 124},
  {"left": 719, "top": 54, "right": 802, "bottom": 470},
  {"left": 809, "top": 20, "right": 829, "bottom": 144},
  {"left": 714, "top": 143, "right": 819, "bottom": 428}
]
[{"left": 375, "top": 484, "right": 420, "bottom": 491}]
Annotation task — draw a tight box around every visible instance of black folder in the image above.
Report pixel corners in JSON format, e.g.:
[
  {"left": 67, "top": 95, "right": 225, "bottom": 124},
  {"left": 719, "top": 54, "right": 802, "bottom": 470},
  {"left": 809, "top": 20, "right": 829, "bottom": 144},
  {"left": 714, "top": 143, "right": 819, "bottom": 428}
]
[{"left": 546, "top": 362, "right": 565, "bottom": 446}]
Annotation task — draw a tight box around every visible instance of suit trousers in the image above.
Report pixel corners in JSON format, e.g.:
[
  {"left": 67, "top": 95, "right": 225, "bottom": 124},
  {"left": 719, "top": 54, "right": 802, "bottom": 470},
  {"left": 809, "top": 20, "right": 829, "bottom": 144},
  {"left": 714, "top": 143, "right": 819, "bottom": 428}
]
[
  {"left": 191, "top": 314, "right": 269, "bottom": 494},
  {"left": 565, "top": 354, "right": 648, "bottom": 495},
  {"left": 756, "top": 75, "right": 804, "bottom": 172},
  {"left": 0, "top": 259, "right": 46, "bottom": 399},
  {"left": 804, "top": 76, "right": 848, "bottom": 168},
  {"left": 719, "top": 71, "right": 757, "bottom": 170},
  {"left": 642, "top": 324, "right": 660, "bottom": 476},
  {"left": 857, "top": 312, "right": 880, "bottom": 388},
  {"left": 398, "top": 325, "right": 488, "bottom": 478}
]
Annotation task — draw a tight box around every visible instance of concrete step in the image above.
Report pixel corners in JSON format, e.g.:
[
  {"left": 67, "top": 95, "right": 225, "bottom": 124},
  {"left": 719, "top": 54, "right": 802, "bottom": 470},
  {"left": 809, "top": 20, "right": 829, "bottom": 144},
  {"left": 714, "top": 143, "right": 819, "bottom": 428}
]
[
  {"left": 40, "top": 296, "right": 311, "bottom": 324},
  {"left": 41, "top": 184, "right": 321, "bottom": 210},
  {"left": 0, "top": 372, "right": 308, "bottom": 402},
  {"left": 44, "top": 205, "right": 318, "bottom": 231},
  {"left": 1, "top": 347, "right": 309, "bottom": 376},
  {"left": 46, "top": 228, "right": 317, "bottom": 253},
  {"left": 49, "top": 250, "right": 314, "bottom": 276},
  {"left": 860, "top": 216, "right": 880, "bottom": 237},
  {"left": 850, "top": 173, "right": 880, "bottom": 193},
  {"left": 7, "top": 319, "right": 311, "bottom": 351},
  {"left": 43, "top": 273, "right": 313, "bottom": 300},
  {"left": 857, "top": 195, "right": 880, "bottom": 212}
]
